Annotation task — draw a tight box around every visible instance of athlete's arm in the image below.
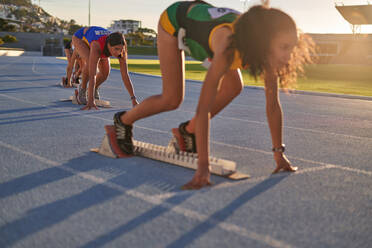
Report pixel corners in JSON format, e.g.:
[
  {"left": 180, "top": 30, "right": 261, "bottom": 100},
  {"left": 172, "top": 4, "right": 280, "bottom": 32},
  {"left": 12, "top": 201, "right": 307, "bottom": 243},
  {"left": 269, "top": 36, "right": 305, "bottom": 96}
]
[
  {"left": 118, "top": 51, "right": 137, "bottom": 106},
  {"left": 183, "top": 27, "right": 233, "bottom": 189},
  {"left": 85, "top": 41, "right": 101, "bottom": 108},
  {"left": 264, "top": 69, "right": 297, "bottom": 173},
  {"left": 65, "top": 48, "right": 72, "bottom": 62},
  {"left": 66, "top": 50, "right": 77, "bottom": 87}
]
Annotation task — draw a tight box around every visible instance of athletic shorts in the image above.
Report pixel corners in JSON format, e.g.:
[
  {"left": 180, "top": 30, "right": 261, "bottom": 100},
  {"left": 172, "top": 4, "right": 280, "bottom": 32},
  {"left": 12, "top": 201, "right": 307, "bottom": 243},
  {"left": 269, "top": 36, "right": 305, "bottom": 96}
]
[
  {"left": 73, "top": 27, "right": 85, "bottom": 39},
  {"left": 158, "top": 1, "right": 243, "bottom": 69},
  {"left": 159, "top": 2, "right": 181, "bottom": 36},
  {"left": 73, "top": 26, "right": 110, "bottom": 46}
]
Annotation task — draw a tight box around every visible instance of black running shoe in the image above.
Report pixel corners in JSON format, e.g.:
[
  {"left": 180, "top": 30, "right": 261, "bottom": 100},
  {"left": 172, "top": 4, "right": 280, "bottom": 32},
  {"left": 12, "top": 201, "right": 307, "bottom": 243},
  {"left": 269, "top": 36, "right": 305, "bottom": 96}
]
[
  {"left": 172, "top": 121, "right": 197, "bottom": 153},
  {"left": 77, "top": 84, "right": 87, "bottom": 104},
  {"left": 113, "top": 111, "right": 134, "bottom": 154},
  {"left": 94, "top": 87, "right": 100, "bottom": 100}
]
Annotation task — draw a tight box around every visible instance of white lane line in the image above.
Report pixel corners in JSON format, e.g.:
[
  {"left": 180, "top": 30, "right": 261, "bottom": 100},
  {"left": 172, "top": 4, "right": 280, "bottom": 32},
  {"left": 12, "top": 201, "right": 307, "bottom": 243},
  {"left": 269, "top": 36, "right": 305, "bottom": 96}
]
[
  {"left": 98, "top": 81, "right": 372, "bottom": 123},
  {"left": 0, "top": 58, "right": 19, "bottom": 70},
  {"left": 0, "top": 140, "right": 105, "bottom": 184},
  {"left": 1, "top": 85, "right": 371, "bottom": 143},
  {"left": 6, "top": 58, "right": 372, "bottom": 141},
  {"left": 214, "top": 165, "right": 335, "bottom": 189},
  {"left": 0, "top": 140, "right": 293, "bottom": 248},
  {"left": 0, "top": 93, "right": 168, "bottom": 135},
  {"left": 325, "top": 164, "right": 372, "bottom": 176},
  {"left": 1, "top": 92, "right": 372, "bottom": 178},
  {"left": 2, "top": 65, "right": 372, "bottom": 175},
  {"left": 285, "top": 156, "right": 372, "bottom": 176},
  {"left": 211, "top": 140, "right": 372, "bottom": 177},
  {"left": 213, "top": 115, "right": 372, "bottom": 141},
  {"left": 32, "top": 57, "right": 38, "bottom": 74}
]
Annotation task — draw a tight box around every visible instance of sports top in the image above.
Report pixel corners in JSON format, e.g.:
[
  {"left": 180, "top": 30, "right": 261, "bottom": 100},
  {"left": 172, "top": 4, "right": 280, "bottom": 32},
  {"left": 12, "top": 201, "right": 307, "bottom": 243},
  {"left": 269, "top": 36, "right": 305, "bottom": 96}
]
[
  {"left": 159, "top": 1, "right": 244, "bottom": 69},
  {"left": 74, "top": 26, "right": 111, "bottom": 58}
]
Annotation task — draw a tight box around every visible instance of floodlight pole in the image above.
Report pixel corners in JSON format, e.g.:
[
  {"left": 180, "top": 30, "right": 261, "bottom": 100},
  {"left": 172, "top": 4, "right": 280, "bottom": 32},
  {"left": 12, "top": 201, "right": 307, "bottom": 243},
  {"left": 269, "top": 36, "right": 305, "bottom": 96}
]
[
  {"left": 240, "top": 0, "right": 249, "bottom": 11},
  {"left": 88, "top": 0, "right": 91, "bottom": 26}
]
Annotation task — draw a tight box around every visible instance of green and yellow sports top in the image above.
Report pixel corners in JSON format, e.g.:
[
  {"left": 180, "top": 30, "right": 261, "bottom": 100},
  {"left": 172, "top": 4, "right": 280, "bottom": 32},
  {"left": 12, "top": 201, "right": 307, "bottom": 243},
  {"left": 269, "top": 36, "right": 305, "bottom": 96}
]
[{"left": 160, "top": 1, "right": 245, "bottom": 70}]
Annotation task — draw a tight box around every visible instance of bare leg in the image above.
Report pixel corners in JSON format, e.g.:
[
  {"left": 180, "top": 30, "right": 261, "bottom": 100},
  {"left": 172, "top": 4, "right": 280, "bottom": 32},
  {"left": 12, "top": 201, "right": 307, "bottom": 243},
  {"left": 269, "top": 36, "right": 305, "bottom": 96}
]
[
  {"left": 121, "top": 23, "right": 185, "bottom": 125},
  {"left": 96, "top": 58, "right": 110, "bottom": 88},
  {"left": 181, "top": 69, "right": 243, "bottom": 190},
  {"left": 186, "top": 69, "right": 243, "bottom": 133},
  {"left": 72, "top": 36, "right": 90, "bottom": 89},
  {"left": 65, "top": 50, "right": 78, "bottom": 87},
  {"left": 75, "top": 58, "right": 82, "bottom": 76}
]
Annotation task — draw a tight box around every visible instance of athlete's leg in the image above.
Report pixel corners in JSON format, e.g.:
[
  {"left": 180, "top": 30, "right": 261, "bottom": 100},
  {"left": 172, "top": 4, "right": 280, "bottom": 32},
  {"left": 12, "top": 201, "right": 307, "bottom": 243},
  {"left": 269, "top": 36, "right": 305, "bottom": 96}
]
[
  {"left": 74, "top": 58, "right": 83, "bottom": 82},
  {"left": 185, "top": 69, "right": 243, "bottom": 133},
  {"left": 65, "top": 50, "right": 78, "bottom": 87},
  {"left": 72, "top": 36, "right": 90, "bottom": 89},
  {"left": 96, "top": 58, "right": 110, "bottom": 88},
  {"left": 120, "top": 22, "right": 185, "bottom": 125}
]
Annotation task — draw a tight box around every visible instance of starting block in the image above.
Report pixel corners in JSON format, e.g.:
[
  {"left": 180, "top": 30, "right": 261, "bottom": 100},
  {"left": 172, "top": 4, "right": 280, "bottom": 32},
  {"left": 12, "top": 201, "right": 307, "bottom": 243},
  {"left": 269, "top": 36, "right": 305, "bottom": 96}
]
[
  {"left": 90, "top": 125, "right": 250, "bottom": 180},
  {"left": 60, "top": 89, "right": 111, "bottom": 108}
]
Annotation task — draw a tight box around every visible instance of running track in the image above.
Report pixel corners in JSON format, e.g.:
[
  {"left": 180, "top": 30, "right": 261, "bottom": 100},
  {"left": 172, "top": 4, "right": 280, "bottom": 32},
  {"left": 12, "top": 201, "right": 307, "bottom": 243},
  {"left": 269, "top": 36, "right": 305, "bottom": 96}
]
[{"left": 0, "top": 55, "right": 371, "bottom": 248}]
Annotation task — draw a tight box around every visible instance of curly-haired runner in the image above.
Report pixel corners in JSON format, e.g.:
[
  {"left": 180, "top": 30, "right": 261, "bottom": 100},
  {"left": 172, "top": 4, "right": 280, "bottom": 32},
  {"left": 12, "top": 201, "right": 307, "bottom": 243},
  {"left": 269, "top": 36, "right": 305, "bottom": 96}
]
[{"left": 113, "top": 0, "right": 314, "bottom": 189}]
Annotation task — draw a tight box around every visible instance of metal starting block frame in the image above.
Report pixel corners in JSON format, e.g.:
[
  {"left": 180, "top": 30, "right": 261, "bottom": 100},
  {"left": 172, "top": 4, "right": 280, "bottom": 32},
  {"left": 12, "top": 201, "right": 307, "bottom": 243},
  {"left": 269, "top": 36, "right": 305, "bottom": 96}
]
[{"left": 90, "top": 125, "right": 250, "bottom": 180}]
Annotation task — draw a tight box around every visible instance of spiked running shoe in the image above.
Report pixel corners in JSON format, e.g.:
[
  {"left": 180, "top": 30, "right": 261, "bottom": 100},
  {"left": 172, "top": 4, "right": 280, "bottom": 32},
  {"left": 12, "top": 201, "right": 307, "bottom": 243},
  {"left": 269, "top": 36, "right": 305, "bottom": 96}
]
[
  {"left": 94, "top": 87, "right": 100, "bottom": 100},
  {"left": 77, "top": 84, "right": 87, "bottom": 105},
  {"left": 62, "top": 77, "right": 68, "bottom": 86},
  {"left": 74, "top": 76, "right": 80, "bottom": 85},
  {"left": 113, "top": 111, "right": 134, "bottom": 155},
  {"left": 172, "top": 121, "right": 197, "bottom": 153}
]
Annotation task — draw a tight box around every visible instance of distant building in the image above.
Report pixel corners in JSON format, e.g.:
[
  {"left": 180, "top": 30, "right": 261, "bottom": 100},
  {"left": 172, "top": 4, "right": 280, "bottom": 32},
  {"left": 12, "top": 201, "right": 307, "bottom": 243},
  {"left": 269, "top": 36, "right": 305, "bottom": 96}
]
[
  {"left": 309, "top": 33, "right": 372, "bottom": 64},
  {"left": 108, "top": 19, "right": 141, "bottom": 34}
]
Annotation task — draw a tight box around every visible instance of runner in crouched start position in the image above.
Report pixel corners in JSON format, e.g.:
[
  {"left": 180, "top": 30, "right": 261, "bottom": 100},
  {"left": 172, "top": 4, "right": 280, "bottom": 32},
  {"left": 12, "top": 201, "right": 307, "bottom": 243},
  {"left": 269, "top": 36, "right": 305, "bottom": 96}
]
[
  {"left": 72, "top": 26, "right": 138, "bottom": 109},
  {"left": 61, "top": 40, "right": 83, "bottom": 88},
  {"left": 113, "top": 0, "right": 313, "bottom": 189}
]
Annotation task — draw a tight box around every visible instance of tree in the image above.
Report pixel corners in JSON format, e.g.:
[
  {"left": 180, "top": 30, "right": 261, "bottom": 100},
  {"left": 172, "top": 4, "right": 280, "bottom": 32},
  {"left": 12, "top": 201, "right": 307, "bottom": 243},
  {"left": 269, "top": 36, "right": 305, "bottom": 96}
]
[
  {"left": 69, "top": 24, "right": 82, "bottom": 35},
  {"left": 137, "top": 28, "right": 157, "bottom": 37},
  {"left": 0, "top": 19, "right": 17, "bottom": 32},
  {"left": 2, "top": 35, "right": 17, "bottom": 43},
  {"left": 2, "top": 0, "right": 31, "bottom": 6},
  {"left": 12, "top": 8, "right": 28, "bottom": 20},
  {"left": 126, "top": 32, "right": 145, "bottom": 46}
]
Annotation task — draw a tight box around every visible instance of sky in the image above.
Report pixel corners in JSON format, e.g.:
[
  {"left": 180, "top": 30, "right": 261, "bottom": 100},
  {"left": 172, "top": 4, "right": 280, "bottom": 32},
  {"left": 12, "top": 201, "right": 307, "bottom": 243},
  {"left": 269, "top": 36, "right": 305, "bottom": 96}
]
[{"left": 35, "top": 0, "right": 372, "bottom": 34}]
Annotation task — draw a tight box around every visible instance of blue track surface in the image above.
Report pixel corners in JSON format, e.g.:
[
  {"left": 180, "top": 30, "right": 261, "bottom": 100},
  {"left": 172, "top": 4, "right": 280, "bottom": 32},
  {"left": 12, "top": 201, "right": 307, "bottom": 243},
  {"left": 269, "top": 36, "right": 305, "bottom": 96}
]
[{"left": 0, "top": 56, "right": 371, "bottom": 248}]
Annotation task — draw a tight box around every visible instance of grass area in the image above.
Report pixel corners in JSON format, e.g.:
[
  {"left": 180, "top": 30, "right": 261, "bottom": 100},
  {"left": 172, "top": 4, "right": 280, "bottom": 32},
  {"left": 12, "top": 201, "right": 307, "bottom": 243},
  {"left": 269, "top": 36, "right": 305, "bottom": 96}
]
[
  {"left": 111, "top": 59, "right": 372, "bottom": 97},
  {"left": 127, "top": 47, "right": 157, "bottom": 56},
  {"left": 0, "top": 47, "right": 24, "bottom": 51},
  {"left": 297, "top": 64, "right": 372, "bottom": 96}
]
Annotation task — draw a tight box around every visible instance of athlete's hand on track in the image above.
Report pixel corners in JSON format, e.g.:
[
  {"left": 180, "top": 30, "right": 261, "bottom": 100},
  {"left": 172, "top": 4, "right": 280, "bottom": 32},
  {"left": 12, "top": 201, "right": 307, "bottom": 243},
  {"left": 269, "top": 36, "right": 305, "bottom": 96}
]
[
  {"left": 132, "top": 98, "right": 139, "bottom": 107},
  {"left": 272, "top": 153, "right": 298, "bottom": 174},
  {"left": 182, "top": 163, "right": 212, "bottom": 190},
  {"left": 81, "top": 101, "right": 98, "bottom": 110}
]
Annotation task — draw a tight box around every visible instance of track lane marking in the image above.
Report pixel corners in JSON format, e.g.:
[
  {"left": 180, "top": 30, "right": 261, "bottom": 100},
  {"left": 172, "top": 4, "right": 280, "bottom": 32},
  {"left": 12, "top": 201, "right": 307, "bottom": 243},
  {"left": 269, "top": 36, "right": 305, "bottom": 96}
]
[{"left": 0, "top": 140, "right": 293, "bottom": 248}]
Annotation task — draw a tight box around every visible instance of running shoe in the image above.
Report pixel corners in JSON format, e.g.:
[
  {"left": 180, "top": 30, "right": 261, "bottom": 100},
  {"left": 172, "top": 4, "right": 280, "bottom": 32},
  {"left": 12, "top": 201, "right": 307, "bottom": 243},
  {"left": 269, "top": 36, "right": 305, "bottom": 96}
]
[
  {"left": 94, "top": 87, "right": 100, "bottom": 100},
  {"left": 61, "top": 77, "right": 68, "bottom": 87},
  {"left": 113, "top": 111, "right": 134, "bottom": 154},
  {"left": 75, "top": 77, "right": 80, "bottom": 84},
  {"left": 77, "top": 84, "right": 87, "bottom": 104},
  {"left": 172, "top": 121, "right": 197, "bottom": 153}
]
